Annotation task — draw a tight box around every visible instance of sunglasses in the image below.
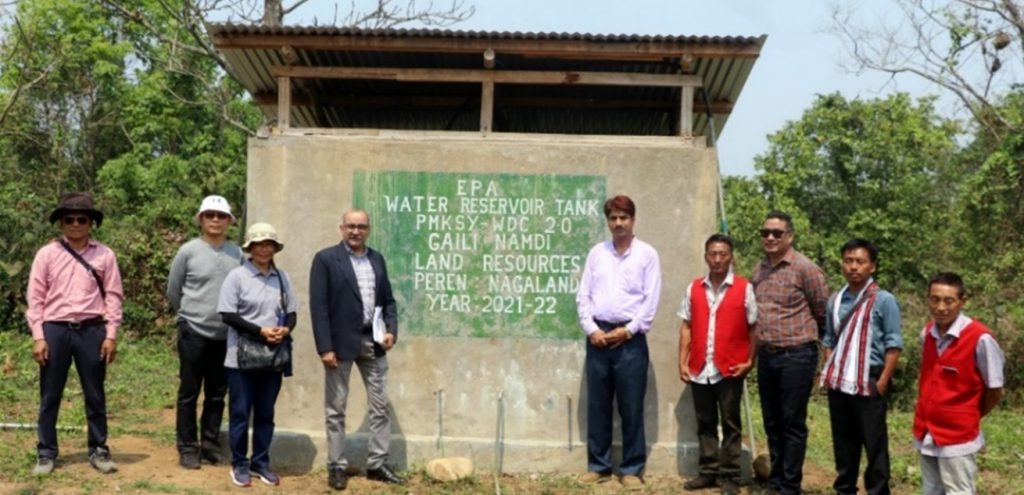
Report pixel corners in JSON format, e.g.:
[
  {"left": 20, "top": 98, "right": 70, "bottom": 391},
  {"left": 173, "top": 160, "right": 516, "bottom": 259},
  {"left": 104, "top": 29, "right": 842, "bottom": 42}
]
[
  {"left": 202, "top": 211, "right": 231, "bottom": 220},
  {"left": 61, "top": 215, "right": 91, "bottom": 226},
  {"left": 343, "top": 223, "right": 370, "bottom": 231},
  {"left": 759, "top": 228, "right": 789, "bottom": 239}
]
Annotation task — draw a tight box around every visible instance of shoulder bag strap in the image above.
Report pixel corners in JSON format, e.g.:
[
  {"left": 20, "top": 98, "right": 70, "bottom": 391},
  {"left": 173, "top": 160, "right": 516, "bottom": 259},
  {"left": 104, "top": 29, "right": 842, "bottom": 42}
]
[{"left": 58, "top": 240, "right": 107, "bottom": 299}]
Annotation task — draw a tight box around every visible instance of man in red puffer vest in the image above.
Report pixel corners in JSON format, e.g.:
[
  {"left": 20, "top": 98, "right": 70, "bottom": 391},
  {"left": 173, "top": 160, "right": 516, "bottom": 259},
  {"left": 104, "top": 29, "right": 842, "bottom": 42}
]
[
  {"left": 913, "top": 272, "right": 1005, "bottom": 495},
  {"left": 678, "top": 234, "right": 757, "bottom": 495}
]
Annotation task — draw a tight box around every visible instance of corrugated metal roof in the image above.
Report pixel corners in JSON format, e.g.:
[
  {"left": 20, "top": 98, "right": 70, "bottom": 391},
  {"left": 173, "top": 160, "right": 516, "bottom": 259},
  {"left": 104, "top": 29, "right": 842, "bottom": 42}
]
[{"left": 209, "top": 23, "right": 765, "bottom": 138}]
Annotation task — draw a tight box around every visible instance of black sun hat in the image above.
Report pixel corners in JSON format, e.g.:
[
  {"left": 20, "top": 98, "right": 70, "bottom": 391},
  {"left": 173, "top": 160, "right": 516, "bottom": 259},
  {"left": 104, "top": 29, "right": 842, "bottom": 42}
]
[{"left": 49, "top": 192, "right": 104, "bottom": 227}]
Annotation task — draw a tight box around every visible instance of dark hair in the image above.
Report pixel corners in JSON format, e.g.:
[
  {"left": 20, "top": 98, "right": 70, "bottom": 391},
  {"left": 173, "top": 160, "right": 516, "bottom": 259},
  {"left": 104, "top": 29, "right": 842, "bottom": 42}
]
[
  {"left": 840, "top": 238, "right": 878, "bottom": 263},
  {"left": 764, "top": 210, "right": 793, "bottom": 232},
  {"left": 929, "top": 272, "right": 966, "bottom": 299},
  {"left": 705, "top": 233, "right": 734, "bottom": 253},
  {"left": 603, "top": 195, "right": 636, "bottom": 218}
]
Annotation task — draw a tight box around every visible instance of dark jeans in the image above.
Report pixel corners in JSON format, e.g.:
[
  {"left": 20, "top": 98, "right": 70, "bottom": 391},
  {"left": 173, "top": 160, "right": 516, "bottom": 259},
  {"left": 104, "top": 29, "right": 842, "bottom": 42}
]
[
  {"left": 757, "top": 343, "right": 817, "bottom": 495},
  {"left": 691, "top": 377, "right": 745, "bottom": 481},
  {"left": 227, "top": 368, "right": 282, "bottom": 470},
  {"left": 828, "top": 385, "right": 891, "bottom": 495},
  {"left": 586, "top": 330, "right": 649, "bottom": 476},
  {"left": 176, "top": 320, "right": 227, "bottom": 455},
  {"left": 37, "top": 322, "right": 108, "bottom": 459}
]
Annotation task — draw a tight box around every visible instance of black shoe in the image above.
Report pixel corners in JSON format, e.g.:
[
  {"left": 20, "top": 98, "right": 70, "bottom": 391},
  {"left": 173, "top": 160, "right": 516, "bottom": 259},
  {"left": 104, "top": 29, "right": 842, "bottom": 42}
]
[
  {"left": 684, "top": 474, "right": 718, "bottom": 490},
  {"left": 200, "top": 448, "right": 223, "bottom": 465},
  {"left": 720, "top": 478, "right": 740, "bottom": 495},
  {"left": 366, "top": 465, "right": 406, "bottom": 485},
  {"left": 328, "top": 468, "right": 347, "bottom": 490},
  {"left": 179, "top": 452, "right": 201, "bottom": 470}
]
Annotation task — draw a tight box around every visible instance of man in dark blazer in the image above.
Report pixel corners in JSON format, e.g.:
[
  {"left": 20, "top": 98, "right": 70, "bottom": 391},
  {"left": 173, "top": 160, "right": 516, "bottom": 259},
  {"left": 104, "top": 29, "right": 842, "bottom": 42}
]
[{"left": 309, "top": 209, "right": 404, "bottom": 491}]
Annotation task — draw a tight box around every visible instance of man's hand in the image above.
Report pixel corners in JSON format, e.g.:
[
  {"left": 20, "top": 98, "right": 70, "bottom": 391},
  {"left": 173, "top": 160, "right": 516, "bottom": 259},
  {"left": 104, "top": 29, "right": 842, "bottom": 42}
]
[
  {"left": 875, "top": 377, "right": 890, "bottom": 397},
  {"left": 588, "top": 330, "right": 608, "bottom": 348},
  {"left": 728, "top": 360, "right": 753, "bottom": 378},
  {"left": 320, "top": 351, "right": 339, "bottom": 369},
  {"left": 604, "top": 327, "right": 631, "bottom": 349},
  {"left": 100, "top": 338, "right": 117, "bottom": 365},
  {"left": 679, "top": 362, "right": 692, "bottom": 383},
  {"left": 33, "top": 340, "right": 49, "bottom": 366},
  {"left": 382, "top": 333, "right": 396, "bottom": 351}
]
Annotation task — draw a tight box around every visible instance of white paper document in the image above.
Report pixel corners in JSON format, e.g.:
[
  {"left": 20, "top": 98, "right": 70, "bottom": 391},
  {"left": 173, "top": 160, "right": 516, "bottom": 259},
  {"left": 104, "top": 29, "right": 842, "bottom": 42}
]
[{"left": 372, "top": 306, "right": 386, "bottom": 344}]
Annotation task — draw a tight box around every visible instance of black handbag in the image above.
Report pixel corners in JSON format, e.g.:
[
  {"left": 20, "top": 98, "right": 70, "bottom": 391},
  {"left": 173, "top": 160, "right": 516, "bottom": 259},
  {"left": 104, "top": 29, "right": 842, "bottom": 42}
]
[{"left": 236, "top": 267, "right": 292, "bottom": 372}]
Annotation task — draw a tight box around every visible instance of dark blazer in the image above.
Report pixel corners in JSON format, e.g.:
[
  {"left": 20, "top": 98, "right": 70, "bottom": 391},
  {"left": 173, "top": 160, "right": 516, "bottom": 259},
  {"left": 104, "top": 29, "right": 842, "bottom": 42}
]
[{"left": 309, "top": 243, "right": 398, "bottom": 361}]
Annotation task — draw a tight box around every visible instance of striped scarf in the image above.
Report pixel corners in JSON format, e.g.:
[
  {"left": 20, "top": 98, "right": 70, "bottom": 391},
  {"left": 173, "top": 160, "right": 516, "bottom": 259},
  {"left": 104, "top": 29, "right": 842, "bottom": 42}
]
[{"left": 820, "top": 281, "right": 879, "bottom": 396}]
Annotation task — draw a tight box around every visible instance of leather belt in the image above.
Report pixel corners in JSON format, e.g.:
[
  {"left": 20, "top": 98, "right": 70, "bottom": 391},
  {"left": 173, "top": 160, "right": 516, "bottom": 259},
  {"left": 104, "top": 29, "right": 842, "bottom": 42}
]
[
  {"left": 45, "top": 317, "right": 106, "bottom": 329},
  {"left": 760, "top": 341, "right": 817, "bottom": 354}
]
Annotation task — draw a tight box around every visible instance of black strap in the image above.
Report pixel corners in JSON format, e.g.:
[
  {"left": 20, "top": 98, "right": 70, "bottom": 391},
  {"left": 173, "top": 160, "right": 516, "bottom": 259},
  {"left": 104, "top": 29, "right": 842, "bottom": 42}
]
[
  {"left": 272, "top": 262, "right": 288, "bottom": 315},
  {"left": 58, "top": 240, "right": 107, "bottom": 299}
]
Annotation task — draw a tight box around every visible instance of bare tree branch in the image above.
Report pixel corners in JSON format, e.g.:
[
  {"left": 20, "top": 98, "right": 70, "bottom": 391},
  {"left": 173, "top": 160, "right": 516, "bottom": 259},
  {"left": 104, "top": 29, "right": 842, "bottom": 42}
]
[{"left": 829, "top": 0, "right": 1023, "bottom": 138}]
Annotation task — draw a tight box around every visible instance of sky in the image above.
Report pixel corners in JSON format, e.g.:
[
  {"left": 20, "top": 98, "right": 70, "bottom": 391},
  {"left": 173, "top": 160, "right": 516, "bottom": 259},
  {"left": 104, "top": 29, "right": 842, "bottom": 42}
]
[{"left": 278, "top": 0, "right": 956, "bottom": 176}]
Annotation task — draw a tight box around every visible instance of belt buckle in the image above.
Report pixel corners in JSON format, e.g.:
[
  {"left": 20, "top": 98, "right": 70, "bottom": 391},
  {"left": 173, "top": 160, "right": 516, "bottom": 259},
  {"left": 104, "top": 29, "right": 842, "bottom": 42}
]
[{"left": 68, "top": 321, "right": 83, "bottom": 330}]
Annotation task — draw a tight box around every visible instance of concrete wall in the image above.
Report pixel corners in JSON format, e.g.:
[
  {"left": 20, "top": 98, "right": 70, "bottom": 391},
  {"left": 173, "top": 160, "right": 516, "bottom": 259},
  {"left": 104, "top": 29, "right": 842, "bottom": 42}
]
[{"left": 245, "top": 130, "right": 728, "bottom": 476}]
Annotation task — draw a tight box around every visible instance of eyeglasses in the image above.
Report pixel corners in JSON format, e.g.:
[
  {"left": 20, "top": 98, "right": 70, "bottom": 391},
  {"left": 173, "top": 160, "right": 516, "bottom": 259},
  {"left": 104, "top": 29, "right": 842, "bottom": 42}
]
[
  {"left": 343, "top": 223, "right": 370, "bottom": 231},
  {"left": 759, "top": 228, "right": 789, "bottom": 239},
  {"left": 61, "top": 216, "right": 91, "bottom": 226},
  {"left": 202, "top": 211, "right": 231, "bottom": 220}
]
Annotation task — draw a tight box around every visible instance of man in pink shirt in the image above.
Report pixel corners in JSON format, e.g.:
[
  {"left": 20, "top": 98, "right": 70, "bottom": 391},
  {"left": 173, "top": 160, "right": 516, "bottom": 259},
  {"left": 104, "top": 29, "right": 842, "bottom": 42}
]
[
  {"left": 576, "top": 195, "right": 662, "bottom": 490},
  {"left": 25, "top": 193, "right": 123, "bottom": 476}
]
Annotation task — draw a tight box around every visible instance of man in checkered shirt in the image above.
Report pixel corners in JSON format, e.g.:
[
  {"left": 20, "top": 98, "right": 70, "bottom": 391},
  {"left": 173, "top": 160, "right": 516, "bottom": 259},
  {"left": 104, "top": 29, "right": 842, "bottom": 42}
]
[{"left": 751, "top": 211, "right": 828, "bottom": 495}]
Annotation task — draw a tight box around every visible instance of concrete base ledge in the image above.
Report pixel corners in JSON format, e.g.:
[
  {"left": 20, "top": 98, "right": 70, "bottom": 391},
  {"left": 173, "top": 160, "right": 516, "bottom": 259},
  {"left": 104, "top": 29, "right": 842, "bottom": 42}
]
[{"left": 257, "top": 429, "right": 750, "bottom": 481}]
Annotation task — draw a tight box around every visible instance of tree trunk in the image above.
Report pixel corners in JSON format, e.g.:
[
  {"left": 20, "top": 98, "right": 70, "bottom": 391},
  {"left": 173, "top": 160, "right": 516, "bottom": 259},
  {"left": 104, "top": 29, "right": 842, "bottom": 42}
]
[{"left": 263, "top": 0, "right": 283, "bottom": 26}]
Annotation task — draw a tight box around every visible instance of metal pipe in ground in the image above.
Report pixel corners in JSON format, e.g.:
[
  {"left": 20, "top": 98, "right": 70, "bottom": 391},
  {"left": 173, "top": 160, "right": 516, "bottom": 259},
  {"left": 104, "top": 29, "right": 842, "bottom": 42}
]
[{"left": 493, "top": 391, "right": 505, "bottom": 495}]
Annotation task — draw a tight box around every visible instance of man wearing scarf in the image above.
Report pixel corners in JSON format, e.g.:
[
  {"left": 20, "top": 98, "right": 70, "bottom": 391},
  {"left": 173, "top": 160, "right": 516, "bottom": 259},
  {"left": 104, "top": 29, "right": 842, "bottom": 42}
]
[{"left": 819, "top": 238, "right": 902, "bottom": 495}]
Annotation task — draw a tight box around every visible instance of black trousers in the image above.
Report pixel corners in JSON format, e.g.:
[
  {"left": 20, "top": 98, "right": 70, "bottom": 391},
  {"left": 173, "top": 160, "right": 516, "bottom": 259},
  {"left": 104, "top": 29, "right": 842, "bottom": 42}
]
[
  {"left": 757, "top": 343, "right": 817, "bottom": 495},
  {"left": 691, "top": 377, "right": 745, "bottom": 481},
  {"left": 827, "top": 387, "right": 891, "bottom": 495},
  {"left": 176, "top": 320, "right": 227, "bottom": 455},
  {"left": 37, "top": 322, "right": 108, "bottom": 459}
]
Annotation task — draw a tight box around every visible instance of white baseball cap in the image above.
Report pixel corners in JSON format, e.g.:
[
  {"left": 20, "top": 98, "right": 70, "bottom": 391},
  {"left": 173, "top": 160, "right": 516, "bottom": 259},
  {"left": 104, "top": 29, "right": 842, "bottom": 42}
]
[{"left": 195, "top": 195, "right": 235, "bottom": 224}]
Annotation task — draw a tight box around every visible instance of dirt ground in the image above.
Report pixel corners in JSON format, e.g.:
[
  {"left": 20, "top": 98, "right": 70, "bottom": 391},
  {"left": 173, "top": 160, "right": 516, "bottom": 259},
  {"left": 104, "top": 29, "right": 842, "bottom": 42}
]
[{"left": 0, "top": 430, "right": 845, "bottom": 495}]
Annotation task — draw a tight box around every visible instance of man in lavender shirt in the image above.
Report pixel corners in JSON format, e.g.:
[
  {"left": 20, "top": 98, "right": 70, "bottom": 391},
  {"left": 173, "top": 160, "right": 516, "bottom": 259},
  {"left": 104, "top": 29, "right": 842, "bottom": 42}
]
[{"left": 575, "top": 195, "right": 662, "bottom": 490}]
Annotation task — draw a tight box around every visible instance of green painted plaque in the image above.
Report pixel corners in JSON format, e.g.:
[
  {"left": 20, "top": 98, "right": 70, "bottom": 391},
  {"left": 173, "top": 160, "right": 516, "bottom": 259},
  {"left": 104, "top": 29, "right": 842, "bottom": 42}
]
[{"left": 353, "top": 171, "right": 607, "bottom": 339}]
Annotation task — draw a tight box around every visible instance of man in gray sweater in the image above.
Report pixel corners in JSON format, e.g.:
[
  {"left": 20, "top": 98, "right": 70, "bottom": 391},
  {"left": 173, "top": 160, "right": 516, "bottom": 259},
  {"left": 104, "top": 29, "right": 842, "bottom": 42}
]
[{"left": 166, "top": 195, "right": 243, "bottom": 469}]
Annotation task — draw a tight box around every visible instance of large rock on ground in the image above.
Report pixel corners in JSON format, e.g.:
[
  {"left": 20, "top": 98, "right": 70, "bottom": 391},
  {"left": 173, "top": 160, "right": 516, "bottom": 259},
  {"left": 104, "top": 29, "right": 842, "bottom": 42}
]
[{"left": 426, "top": 457, "right": 474, "bottom": 482}]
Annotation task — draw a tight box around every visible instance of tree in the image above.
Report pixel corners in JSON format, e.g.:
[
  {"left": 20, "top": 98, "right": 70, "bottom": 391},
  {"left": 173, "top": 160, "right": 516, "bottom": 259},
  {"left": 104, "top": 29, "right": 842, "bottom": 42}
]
[
  {"left": 731, "top": 93, "right": 960, "bottom": 290},
  {"left": 830, "top": 0, "right": 1024, "bottom": 139}
]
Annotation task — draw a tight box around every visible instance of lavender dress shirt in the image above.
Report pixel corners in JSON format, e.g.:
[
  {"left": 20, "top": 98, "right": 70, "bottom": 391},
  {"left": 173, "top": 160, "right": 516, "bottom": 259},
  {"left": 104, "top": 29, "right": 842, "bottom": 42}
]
[{"left": 576, "top": 238, "right": 661, "bottom": 336}]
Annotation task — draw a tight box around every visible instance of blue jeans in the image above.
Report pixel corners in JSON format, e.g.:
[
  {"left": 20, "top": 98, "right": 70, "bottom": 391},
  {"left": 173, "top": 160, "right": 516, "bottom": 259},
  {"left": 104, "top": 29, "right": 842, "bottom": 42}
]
[
  {"left": 757, "top": 343, "right": 818, "bottom": 495},
  {"left": 585, "top": 332, "right": 649, "bottom": 476},
  {"left": 227, "top": 368, "right": 282, "bottom": 470}
]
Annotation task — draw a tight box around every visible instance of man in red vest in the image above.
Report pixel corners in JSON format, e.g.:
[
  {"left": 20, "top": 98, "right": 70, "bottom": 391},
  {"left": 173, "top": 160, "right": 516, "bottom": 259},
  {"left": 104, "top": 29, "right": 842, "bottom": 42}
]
[
  {"left": 678, "top": 234, "right": 757, "bottom": 495},
  {"left": 913, "top": 272, "right": 1004, "bottom": 495}
]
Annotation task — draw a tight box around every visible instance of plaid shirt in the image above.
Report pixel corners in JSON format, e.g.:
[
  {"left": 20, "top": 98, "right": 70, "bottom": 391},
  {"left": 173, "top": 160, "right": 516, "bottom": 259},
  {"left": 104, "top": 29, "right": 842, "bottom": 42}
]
[
  {"left": 752, "top": 248, "right": 828, "bottom": 347},
  {"left": 346, "top": 246, "right": 376, "bottom": 325}
]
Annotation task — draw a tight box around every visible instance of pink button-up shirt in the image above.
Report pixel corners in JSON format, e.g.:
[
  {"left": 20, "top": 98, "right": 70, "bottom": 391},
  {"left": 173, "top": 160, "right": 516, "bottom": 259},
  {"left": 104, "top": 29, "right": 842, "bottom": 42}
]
[
  {"left": 26, "top": 238, "right": 124, "bottom": 340},
  {"left": 576, "top": 238, "right": 662, "bottom": 336}
]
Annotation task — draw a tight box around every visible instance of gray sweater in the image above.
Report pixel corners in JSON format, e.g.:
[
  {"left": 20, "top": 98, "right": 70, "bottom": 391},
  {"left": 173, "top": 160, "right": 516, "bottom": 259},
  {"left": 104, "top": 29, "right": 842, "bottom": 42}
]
[{"left": 166, "top": 237, "right": 243, "bottom": 340}]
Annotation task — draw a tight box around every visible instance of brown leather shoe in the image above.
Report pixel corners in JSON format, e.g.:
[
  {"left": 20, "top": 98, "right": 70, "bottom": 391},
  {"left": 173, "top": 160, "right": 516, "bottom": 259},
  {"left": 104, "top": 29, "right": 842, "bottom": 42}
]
[
  {"left": 684, "top": 474, "right": 718, "bottom": 490},
  {"left": 621, "top": 475, "right": 644, "bottom": 490},
  {"left": 578, "top": 471, "right": 612, "bottom": 484}
]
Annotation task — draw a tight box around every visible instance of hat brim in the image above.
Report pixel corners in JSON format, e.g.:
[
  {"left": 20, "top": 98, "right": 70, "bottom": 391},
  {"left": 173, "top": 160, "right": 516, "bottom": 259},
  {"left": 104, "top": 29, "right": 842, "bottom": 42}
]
[
  {"left": 242, "top": 239, "right": 284, "bottom": 252},
  {"left": 50, "top": 208, "right": 103, "bottom": 227}
]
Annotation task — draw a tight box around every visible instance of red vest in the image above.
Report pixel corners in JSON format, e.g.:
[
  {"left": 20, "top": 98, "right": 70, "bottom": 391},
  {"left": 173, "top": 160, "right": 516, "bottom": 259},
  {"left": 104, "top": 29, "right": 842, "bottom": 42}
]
[
  {"left": 912, "top": 319, "right": 989, "bottom": 445},
  {"left": 688, "top": 276, "right": 751, "bottom": 376}
]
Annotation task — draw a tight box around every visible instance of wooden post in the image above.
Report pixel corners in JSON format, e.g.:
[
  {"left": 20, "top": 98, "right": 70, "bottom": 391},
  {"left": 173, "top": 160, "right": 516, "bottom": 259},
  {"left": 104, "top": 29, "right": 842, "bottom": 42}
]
[
  {"left": 679, "top": 86, "right": 694, "bottom": 137},
  {"left": 277, "top": 76, "right": 291, "bottom": 129},
  {"left": 480, "top": 75, "right": 495, "bottom": 134}
]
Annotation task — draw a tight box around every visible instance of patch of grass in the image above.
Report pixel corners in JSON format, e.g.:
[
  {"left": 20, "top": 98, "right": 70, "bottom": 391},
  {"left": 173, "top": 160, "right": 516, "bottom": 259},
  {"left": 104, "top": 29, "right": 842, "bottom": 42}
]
[{"left": 123, "top": 479, "right": 208, "bottom": 494}]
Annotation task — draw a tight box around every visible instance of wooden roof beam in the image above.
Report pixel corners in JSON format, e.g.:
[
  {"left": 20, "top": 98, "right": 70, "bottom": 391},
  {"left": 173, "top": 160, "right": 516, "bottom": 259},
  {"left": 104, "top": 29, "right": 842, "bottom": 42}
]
[
  {"left": 252, "top": 92, "right": 734, "bottom": 114},
  {"left": 269, "top": 66, "right": 703, "bottom": 88}
]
